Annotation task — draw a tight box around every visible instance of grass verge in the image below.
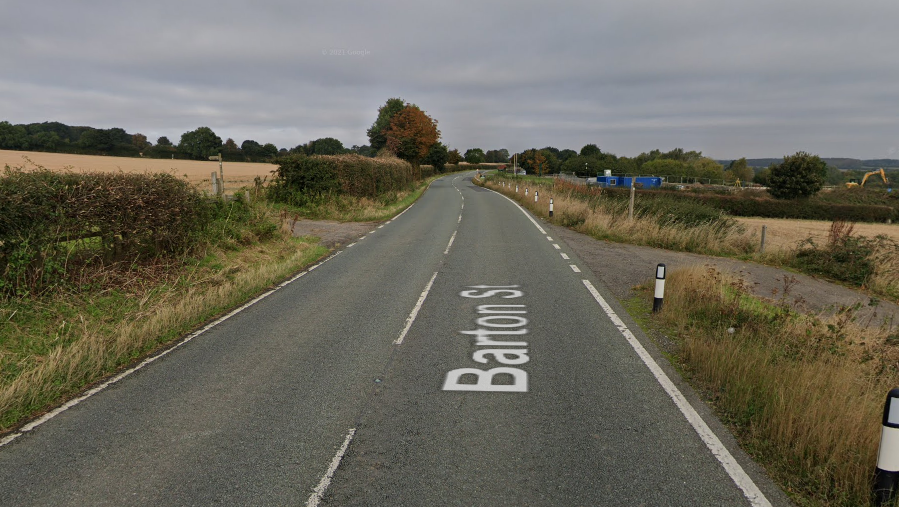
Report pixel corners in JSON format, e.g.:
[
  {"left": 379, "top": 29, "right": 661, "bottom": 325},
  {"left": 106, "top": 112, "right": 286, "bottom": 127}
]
[
  {"left": 275, "top": 174, "right": 441, "bottom": 222},
  {"left": 633, "top": 265, "right": 899, "bottom": 506},
  {"left": 0, "top": 231, "right": 327, "bottom": 432}
]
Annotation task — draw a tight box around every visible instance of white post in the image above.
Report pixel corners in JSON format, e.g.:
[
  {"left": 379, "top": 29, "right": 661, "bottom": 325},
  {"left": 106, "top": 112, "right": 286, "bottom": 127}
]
[
  {"left": 211, "top": 172, "right": 218, "bottom": 195},
  {"left": 653, "top": 264, "right": 666, "bottom": 313},
  {"left": 875, "top": 388, "right": 899, "bottom": 505},
  {"left": 549, "top": 198, "right": 554, "bottom": 217}
]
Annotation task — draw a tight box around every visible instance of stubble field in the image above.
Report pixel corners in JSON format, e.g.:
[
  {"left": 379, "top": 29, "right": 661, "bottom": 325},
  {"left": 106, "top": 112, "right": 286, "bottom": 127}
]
[
  {"left": 0, "top": 149, "right": 277, "bottom": 194},
  {"left": 736, "top": 216, "right": 899, "bottom": 251}
]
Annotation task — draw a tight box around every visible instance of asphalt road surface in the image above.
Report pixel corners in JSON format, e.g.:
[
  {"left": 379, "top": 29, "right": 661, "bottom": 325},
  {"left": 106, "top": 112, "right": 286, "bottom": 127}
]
[{"left": 0, "top": 173, "right": 790, "bottom": 506}]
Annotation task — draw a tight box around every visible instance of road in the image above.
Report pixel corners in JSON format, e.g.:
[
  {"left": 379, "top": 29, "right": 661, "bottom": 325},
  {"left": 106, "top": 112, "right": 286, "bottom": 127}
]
[{"left": 0, "top": 173, "right": 789, "bottom": 506}]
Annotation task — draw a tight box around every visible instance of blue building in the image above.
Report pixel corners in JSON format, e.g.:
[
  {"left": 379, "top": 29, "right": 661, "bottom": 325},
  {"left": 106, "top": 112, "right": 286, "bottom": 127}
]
[{"left": 595, "top": 176, "right": 662, "bottom": 189}]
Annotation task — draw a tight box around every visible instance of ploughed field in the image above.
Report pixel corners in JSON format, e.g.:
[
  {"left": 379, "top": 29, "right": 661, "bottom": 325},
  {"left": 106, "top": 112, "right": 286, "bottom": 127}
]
[{"left": 0, "top": 149, "right": 276, "bottom": 194}]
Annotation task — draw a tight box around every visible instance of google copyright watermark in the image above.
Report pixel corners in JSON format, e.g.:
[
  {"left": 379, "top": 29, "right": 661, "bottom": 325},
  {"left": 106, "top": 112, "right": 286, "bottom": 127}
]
[{"left": 322, "top": 48, "right": 371, "bottom": 57}]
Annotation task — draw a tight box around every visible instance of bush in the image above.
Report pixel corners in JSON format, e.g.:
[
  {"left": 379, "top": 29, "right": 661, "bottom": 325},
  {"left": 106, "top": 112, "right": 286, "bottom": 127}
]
[
  {"left": 0, "top": 167, "right": 214, "bottom": 296},
  {"left": 267, "top": 153, "right": 416, "bottom": 206}
]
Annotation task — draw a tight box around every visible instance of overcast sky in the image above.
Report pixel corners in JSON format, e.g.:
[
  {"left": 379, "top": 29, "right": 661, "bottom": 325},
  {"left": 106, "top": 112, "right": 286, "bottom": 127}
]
[{"left": 2, "top": 0, "right": 898, "bottom": 159}]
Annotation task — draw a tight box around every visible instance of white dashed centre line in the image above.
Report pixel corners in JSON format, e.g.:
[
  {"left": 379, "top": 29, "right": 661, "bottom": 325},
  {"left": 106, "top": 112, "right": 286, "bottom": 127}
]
[
  {"left": 570, "top": 265, "right": 581, "bottom": 273},
  {"left": 552, "top": 244, "right": 561, "bottom": 250},
  {"left": 560, "top": 253, "right": 570, "bottom": 260}
]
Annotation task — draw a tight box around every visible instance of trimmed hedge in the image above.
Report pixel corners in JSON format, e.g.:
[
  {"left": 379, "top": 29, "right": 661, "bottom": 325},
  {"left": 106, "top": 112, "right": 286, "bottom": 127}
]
[
  {"left": 0, "top": 167, "right": 214, "bottom": 296},
  {"left": 268, "top": 154, "right": 416, "bottom": 206}
]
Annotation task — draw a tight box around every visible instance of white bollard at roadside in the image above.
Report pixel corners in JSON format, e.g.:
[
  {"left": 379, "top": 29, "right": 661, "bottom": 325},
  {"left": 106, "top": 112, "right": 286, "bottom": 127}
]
[
  {"left": 549, "top": 198, "right": 554, "bottom": 217},
  {"left": 875, "top": 388, "right": 899, "bottom": 505},
  {"left": 652, "top": 264, "right": 666, "bottom": 313}
]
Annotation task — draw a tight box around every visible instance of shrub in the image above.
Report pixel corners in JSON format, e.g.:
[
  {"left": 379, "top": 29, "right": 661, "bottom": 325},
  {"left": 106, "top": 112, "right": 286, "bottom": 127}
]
[
  {"left": 267, "top": 153, "right": 415, "bottom": 206},
  {"left": 0, "top": 167, "right": 212, "bottom": 296}
]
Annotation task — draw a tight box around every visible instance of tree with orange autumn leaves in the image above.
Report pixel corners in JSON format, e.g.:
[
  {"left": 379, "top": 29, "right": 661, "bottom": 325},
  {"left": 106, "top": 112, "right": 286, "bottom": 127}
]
[{"left": 384, "top": 104, "right": 440, "bottom": 172}]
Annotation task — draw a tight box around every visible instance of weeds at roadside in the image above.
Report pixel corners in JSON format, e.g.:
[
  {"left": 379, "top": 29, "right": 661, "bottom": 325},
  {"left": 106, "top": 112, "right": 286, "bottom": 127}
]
[{"left": 643, "top": 265, "right": 899, "bottom": 507}]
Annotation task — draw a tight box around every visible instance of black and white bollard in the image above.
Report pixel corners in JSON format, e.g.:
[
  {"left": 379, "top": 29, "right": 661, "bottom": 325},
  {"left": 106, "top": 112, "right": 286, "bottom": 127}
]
[
  {"left": 549, "top": 198, "right": 554, "bottom": 217},
  {"left": 525, "top": 188, "right": 529, "bottom": 197},
  {"left": 535, "top": 190, "right": 538, "bottom": 202},
  {"left": 652, "top": 264, "right": 666, "bottom": 313},
  {"left": 874, "top": 388, "right": 899, "bottom": 505},
  {"left": 516, "top": 185, "right": 519, "bottom": 192}
]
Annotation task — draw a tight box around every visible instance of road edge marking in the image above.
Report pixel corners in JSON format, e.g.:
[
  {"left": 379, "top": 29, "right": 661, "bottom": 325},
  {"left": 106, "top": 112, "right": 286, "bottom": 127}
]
[
  {"left": 306, "top": 427, "right": 356, "bottom": 507},
  {"left": 394, "top": 271, "right": 439, "bottom": 345},
  {"left": 581, "top": 279, "right": 772, "bottom": 507}
]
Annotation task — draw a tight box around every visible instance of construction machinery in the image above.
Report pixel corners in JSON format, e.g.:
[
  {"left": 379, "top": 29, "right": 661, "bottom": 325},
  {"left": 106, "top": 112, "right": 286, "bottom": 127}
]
[{"left": 846, "top": 168, "right": 889, "bottom": 188}]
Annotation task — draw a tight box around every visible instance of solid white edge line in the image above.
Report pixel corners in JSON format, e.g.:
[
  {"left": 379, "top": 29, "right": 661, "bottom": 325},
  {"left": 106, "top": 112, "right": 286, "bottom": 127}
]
[
  {"left": 581, "top": 279, "right": 772, "bottom": 507},
  {"left": 394, "top": 271, "right": 439, "bottom": 345},
  {"left": 306, "top": 427, "right": 356, "bottom": 507},
  {"left": 0, "top": 250, "right": 345, "bottom": 448},
  {"left": 485, "top": 187, "right": 547, "bottom": 234},
  {"left": 444, "top": 231, "right": 457, "bottom": 255},
  {"left": 570, "top": 264, "right": 581, "bottom": 273}
]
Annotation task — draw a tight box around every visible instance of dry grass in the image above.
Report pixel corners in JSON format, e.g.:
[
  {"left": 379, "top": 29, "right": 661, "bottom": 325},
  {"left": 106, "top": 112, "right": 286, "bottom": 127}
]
[
  {"left": 736, "top": 216, "right": 899, "bottom": 252},
  {"left": 654, "top": 266, "right": 899, "bottom": 506},
  {"left": 0, "top": 234, "right": 327, "bottom": 432},
  {"left": 482, "top": 177, "right": 756, "bottom": 256},
  {"left": 0, "top": 149, "right": 276, "bottom": 194}
]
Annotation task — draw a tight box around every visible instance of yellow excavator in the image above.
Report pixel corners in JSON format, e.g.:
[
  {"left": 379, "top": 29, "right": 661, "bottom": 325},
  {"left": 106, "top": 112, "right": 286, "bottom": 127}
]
[{"left": 846, "top": 168, "right": 889, "bottom": 188}]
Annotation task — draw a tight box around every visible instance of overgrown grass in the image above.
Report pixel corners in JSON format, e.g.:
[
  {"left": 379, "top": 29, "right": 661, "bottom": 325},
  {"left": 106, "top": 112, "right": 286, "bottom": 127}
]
[
  {"left": 480, "top": 175, "right": 756, "bottom": 255},
  {"left": 0, "top": 214, "right": 327, "bottom": 432},
  {"left": 276, "top": 174, "right": 438, "bottom": 222},
  {"left": 639, "top": 266, "right": 899, "bottom": 506}
]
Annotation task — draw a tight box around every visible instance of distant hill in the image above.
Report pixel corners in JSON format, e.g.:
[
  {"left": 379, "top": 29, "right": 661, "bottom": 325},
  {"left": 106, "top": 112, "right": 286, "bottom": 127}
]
[{"left": 716, "top": 158, "right": 899, "bottom": 170}]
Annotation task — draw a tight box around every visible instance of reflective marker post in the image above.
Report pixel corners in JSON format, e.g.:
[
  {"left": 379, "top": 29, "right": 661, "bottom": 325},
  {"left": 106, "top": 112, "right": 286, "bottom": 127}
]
[
  {"left": 549, "top": 198, "right": 554, "bottom": 217},
  {"left": 652, "top": 264, "right": 666, "bottom": 313},
  {"left": 875, "top": 388, "right": 899, "bottom": 505},
  {"left": 535, "top": 190, "right": 538, "bottom": 203}
]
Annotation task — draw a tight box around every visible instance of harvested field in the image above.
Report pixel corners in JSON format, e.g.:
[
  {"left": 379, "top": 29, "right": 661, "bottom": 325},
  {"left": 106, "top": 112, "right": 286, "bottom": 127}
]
[
  {"left": 0, "top": 149, "right": 276, "bottom": 194},
  {"left": 736, "top": 216, "right": 899, "bottom": 251}
]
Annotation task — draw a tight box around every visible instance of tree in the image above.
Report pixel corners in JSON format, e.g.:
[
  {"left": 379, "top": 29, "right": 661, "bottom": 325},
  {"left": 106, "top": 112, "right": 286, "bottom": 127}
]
[
  {"left": 558, "top": 149, "right": 578, "bottom": 163},
  {"left": 178, "top": 127, "right": 223, "bottom": 160},
  {"left": 753, "top": 166, "right": 772, "bottom": 186},
  {"left": 222, "top": 138, "right": 242, "bottom": 161},
  {"left": 767, "top": 151, "right": 828, "bottom": 199},
  {"left": 384, "top": 106, "right": 440, "bottom": 169},
  {"left": 447, "top": 149, "right": 462, "bottom": 165},
  {"left": 309, "top": 137, "right": 345, "bottom": 155},
  {"left": 726, "top": 158, "right": 754, "bottom": 183},
  {"left": 484, "top": 149, "right": 509, "bottom": 163},
  {"left": 367, "top": 97, "right": 406, "bottom": 152},
  {"left": 580, "top": 144, "right": 602, "bottom": 157},
  {"left": 261, "top": 143, "right": 279, "bottom": 159},
  {"left": 132, "top": 133, "right": 151, "bottom": 152},
  {"left": 425, "top": 143, "right": 448, "bottom": 172},
  {"left": 0, "top": 121, "right": 29, "bottom": 150},
  {"left": 464, "top": 148, "right": 485, "bottom": 164},
  {"left": 351, "top": 145, "right": 373, "bottom": 157},
  {"left": 157, "top": 136, "right": 172, "bottom": 146},
  {"left": 241, "top": 139, "right": 263, "bottom": 160}
]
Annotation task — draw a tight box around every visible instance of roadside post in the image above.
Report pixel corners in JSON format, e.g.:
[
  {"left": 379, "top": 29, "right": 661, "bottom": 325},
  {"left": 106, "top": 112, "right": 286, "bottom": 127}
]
[
  {"left": 211, "top": 172, "right": 219, "bottom": 195},
  {"left": 653, "top": 264, "right": 666, "bottom": 313},
  {"left": 209, "top": 154, "right": 223, "bottom": 195},
  {"left": 760, "top": 225, "right": 767, "bottom": 254},
  {"left": 535, "top": 190, "right": 538, "bottom": 203},
  {"left": 874, "top": 388, "right": 899, "bottom": 505},
  {"left": 549, "top": 198, "right": 554, "bottom": 217},
  {"left": 628, "top": 176, "right": 635, "bottom": 221},
  {"left": 526, "top": 188, "right": 529, "bottom": 197}
]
